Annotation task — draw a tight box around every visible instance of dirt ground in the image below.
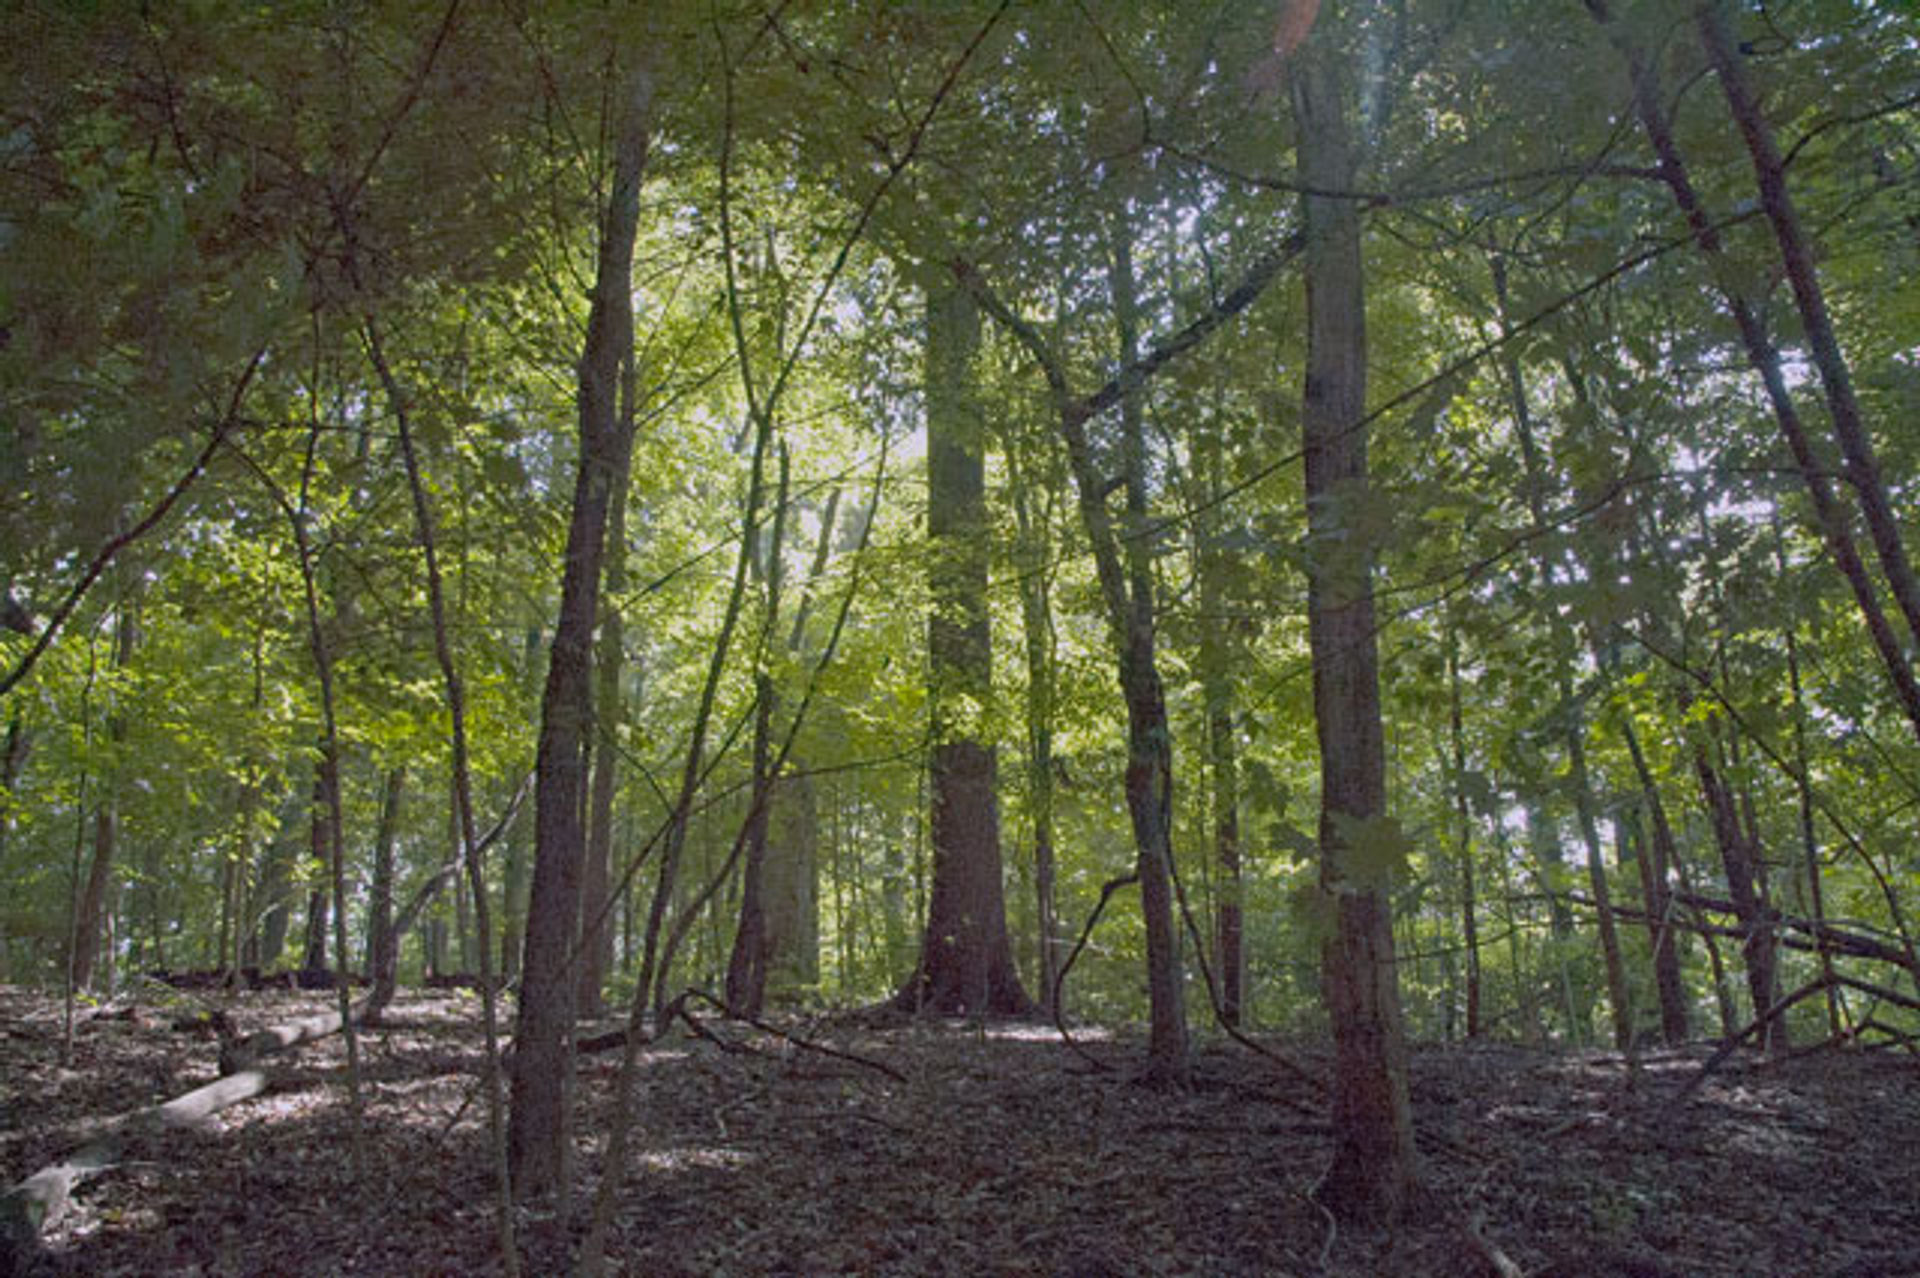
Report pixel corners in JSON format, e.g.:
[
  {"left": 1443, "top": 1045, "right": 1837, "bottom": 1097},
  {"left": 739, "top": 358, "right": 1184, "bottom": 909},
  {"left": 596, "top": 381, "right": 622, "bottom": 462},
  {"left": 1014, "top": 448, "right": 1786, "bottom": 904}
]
[{"left": 2, "top": 984, "right": 1917, "bottom": 1276}]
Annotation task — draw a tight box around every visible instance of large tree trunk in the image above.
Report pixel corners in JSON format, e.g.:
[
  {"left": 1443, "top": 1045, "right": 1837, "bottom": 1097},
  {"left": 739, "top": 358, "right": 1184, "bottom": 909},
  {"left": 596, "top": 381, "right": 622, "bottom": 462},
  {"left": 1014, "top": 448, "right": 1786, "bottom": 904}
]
[
  {"left": 509, "top": 67, "right": 651, "bottom": 1204},
  {"left": 1293, "top": 38, "right": 1419, "bottom": 1222},
  {"left": 894, "top": 281, "right": 1030, "bottom": 1017},
  {"left": 762, "top": 773, "right": 819, "bottom": 991}
]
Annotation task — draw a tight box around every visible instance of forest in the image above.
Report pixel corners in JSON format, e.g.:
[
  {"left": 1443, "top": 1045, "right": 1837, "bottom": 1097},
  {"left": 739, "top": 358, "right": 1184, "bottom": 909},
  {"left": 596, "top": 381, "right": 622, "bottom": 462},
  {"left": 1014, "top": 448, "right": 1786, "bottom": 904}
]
[{"left": 3, "top": 0, "right": 1920, "bottom": 1273}]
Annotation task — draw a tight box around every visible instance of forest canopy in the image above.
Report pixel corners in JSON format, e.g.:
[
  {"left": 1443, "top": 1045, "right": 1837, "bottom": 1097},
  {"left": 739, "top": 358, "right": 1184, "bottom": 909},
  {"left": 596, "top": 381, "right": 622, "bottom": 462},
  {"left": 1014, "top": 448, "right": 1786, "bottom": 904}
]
[{"left": 4, "top": 0, "right": 1920, "bottom": 1264}]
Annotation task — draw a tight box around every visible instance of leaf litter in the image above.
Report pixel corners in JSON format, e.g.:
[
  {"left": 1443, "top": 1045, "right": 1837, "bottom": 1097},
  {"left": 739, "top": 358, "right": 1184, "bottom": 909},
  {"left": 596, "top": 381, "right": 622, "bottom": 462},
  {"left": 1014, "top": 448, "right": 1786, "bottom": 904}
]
[{"left": 3, "top": 986, "right": 1917, "bottom": 1275}]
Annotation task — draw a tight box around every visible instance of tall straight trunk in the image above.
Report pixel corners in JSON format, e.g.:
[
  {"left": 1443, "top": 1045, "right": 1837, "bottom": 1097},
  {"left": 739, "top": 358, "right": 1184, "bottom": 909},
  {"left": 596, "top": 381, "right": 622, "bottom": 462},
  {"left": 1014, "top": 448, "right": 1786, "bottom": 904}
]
[
  {"left": 895, "top": 280, "right": 1030, "bottom": 1017},
  {"left": 374, "top": 321, "right": 517, "bottom": 1271},
  {"left": 1694, "top": 737, "right": 1786, "bottom": 1053},
  {"left": 953, "top": 191, "right": 1299, "bottom": 1076},
  {"left": 726, "top": 457, "right": 838, "bottom": 1015},
  {"left": 1193, "top": 420, "right": 1244, "bottom": 1028},
  {"left": 725, "top": 450, "right": 790, "bottom": 1018},
  {"left": 1697, "top": 1, "right": 1920, "bottom": 651},
  {"left": 579, "top": 385, "right": 634, "bottom": 1022},
  {"left": 1779, "top": 525, "right": 1841, "bottom": 1034},
  {"left": 301, "top": 762, "right": 331, "bottom": 975},
  {"left": 0, "top": 713, "right": 25, "bottom": 871},
  {"left": 73, "top": 601, "right": 134, "bottom": 993},
  {"left": 365, "top": 767, "right": 406, "bottom": 1012},
  {"left": 1293, "top": 40, "right": 1417, "bottom": 1221},
  {"left": 509, "top": 65, "right": 651, "bottom": 1204},
  {"left": 1105, "top": 208, "right": 1188, "bottom": 1076},
  {"left": 1446, "top": 629, "right": 1483, "bottom": 1039},
  {"left": 1009, "top": 465, "right": 1062, "bottom": 1016},
  {"left": 1587, "top": 0, "right": 1920, "bottom": 743},
  {"left": 1621, "top": 720, "right": 1691, "bottom": 1044}
]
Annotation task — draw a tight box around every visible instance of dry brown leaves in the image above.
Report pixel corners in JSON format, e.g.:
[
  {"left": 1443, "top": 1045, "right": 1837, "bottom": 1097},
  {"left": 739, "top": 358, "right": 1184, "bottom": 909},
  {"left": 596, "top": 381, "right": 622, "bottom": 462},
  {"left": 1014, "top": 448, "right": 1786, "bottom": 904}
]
[{"left": 3, "top": 986, "right": 1916, "bottom": 1276}]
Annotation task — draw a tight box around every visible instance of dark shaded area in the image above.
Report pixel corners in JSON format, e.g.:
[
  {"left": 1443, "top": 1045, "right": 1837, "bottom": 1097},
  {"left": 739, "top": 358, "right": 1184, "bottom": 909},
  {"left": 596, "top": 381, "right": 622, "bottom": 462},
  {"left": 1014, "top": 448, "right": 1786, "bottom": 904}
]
[{"left": 2, "top": 987, "right": 1917, "bottom": 1276}]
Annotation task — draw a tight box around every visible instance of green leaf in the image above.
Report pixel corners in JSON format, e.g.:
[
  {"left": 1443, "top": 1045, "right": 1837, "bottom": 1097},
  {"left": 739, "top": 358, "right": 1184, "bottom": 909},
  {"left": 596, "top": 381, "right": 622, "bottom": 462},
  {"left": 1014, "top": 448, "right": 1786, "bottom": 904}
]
[{"left": 1327, "top": 812, "right": 1412, "bottom": 892}]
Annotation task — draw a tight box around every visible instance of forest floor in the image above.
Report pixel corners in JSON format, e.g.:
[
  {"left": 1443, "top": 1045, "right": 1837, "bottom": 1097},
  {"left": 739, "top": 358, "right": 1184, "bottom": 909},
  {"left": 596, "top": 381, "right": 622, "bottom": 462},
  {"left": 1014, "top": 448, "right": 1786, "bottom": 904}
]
[{"left": 2, "top": 985, "right": 1918, "bottom": 1276}]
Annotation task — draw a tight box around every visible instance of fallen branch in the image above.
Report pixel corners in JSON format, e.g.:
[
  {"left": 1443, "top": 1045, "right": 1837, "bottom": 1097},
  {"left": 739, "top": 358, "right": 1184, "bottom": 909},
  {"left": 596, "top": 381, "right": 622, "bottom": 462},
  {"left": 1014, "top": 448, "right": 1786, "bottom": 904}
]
[
  {"left": 679, "top": 989, "right": 907, "bottom": 1084},
  {"left": 1569, "top": 891, "right": 1918, "bottom": 975},
  {"left": 1667, "top": 976, "right": 1834, "bottom": 1112},
  {"left": 219, "top": 998, "right": 375, "bottom": 1075},
  {"left": 0, "top": 1070, "right": 269, "bottom": 1270}
]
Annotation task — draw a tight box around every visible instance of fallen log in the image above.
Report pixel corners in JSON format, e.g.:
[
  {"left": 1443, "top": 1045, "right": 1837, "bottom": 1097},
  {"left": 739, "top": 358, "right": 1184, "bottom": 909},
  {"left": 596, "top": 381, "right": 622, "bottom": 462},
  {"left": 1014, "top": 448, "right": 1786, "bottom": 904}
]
[
  {"left": 218, "top": 999, "right": 371, "bottom": 1075},
  {"left": 0, "top": 1070, "right": 269, "bottom": 1274}
]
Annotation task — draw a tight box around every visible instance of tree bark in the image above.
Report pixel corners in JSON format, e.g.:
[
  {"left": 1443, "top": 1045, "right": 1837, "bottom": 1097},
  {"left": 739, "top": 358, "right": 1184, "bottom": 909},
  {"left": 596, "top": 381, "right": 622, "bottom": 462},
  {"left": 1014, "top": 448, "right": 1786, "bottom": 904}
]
[
  {"left": 1106, "top": 215, "right": 1188, "bottom": 1078},
  {"left": 725, "top": 455, "right": 789, "bottom": 1018},
  {"left": 894, "top": 281, "right": 1031, "bottom": 1017},
  {"left": 1194, "top": 416, "right": 1245, "bottom": 1028},
  {"left": 1293, "top": 38, "right": 1418, "bottom": 1221},
  {"left": 1010, "top": 461, "right": 1062, "bottom": 1016},
  {"left": 579, "top": 376, "right": 634, "bottom": 1022},
  {"left": 1621, "top": 720, "right": 1691, "bottom": 1045},
  {"left": 509, "top": 64, "right": 651, "bottom": 1204},
  {"left": 72, "top": 601, "right": 134, "bottom": 993},
  {"left": 1446, "top": 628, "right": 1483, "bottom": 1039},
  {"left": 300, "top": 761, "right": 331, "bottom": 977}
]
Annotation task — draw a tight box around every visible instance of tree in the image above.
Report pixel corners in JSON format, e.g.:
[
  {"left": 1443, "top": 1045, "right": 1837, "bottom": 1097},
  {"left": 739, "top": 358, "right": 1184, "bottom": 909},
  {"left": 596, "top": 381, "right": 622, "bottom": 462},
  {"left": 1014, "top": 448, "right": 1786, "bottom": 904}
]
[
  {"left": 509, "top": 61, "right": 654, "bottom": 1203},
  {"left": 893, "top": 280, "right": 1032, "bottom": 1017},
  {"left": 1291, "top": 24, "right": 1419, "bottom": 1222}
]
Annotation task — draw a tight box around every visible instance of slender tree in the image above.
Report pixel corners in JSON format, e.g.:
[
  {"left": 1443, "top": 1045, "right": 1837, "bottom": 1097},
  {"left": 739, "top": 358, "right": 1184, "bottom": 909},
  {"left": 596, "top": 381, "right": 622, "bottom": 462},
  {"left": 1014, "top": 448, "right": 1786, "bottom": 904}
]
[
  {"left": 1292, "top": 27, "right": 1419, "bottom": 1221},
  {"left": 509, "top": 63, "right": 653, "bottom": 1203}
]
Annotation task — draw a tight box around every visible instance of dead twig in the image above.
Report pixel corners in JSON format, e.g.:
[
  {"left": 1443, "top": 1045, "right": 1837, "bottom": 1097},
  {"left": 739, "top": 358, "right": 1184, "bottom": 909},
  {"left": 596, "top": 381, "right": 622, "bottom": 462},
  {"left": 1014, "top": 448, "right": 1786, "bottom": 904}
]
[{"left": 677, "top": 989, "right": 908, "bottom": 1083}]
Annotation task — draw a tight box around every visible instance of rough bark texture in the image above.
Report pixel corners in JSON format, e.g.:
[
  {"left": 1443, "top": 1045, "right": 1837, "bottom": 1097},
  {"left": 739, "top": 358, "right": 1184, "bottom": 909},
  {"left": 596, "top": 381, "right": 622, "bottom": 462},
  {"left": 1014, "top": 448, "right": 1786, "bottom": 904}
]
[
  {"left": 1106, "top": 212, "right": 1189, "bottom": 1079},
  {"left": 1293, "top": 39, "right": 1418, "bottom": 1222},
  {"left": 1011, "top": 472, "right": 1062, "bottom": 1015},
  {"left": 509, "top": 69, "right": 650, "bottom": 1202},
  {"left": 894, "top": 282, "right": 1030, "bottom": 1017},
  {"left": 579, "top": 431, "right": 632, "bottom": 1022}
]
